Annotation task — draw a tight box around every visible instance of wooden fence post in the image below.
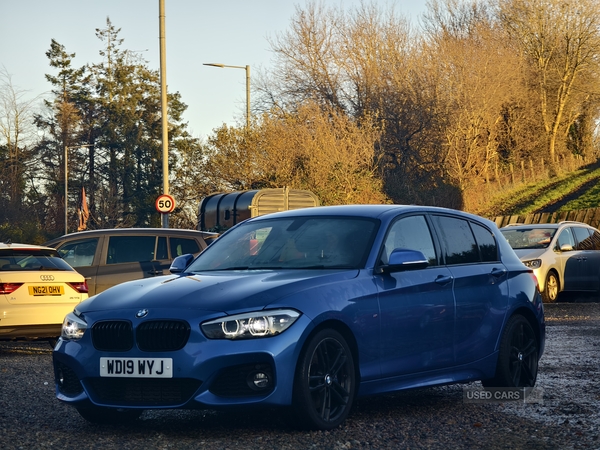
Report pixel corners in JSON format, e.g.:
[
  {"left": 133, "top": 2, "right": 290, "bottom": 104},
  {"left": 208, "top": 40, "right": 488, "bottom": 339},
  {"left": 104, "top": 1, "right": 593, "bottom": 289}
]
[
  {"left": 541, "top": 158, "right": 544, "bottom": 174},
  {"left": 530, "top": 158, "right": 534, "bottom": 180},
  {"left": 494, "top": 208, "right": 600, "bottom": 228}
]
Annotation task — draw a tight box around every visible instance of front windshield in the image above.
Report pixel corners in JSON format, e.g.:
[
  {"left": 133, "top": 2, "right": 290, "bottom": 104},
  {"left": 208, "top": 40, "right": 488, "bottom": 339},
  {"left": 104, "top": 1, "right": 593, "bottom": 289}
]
[
  {"left": 501, "top": 228, "right": 556, "bottom": 250},
  {"left": 188, "top": 216, "right": 379, "bottom": 271}
]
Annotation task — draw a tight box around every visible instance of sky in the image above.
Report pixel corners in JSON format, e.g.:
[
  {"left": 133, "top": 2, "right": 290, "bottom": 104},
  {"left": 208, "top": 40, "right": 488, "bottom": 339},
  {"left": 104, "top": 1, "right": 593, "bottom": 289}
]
[{"left": 1, "top": 0, "right": 428, "bottom": 140}]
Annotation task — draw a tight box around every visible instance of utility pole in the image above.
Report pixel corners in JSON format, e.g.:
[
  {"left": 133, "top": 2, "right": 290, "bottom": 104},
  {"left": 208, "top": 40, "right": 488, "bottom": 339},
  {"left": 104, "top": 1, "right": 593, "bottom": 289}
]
[{"left": 159, "top": 0, "right": 170, "bottom": 228}]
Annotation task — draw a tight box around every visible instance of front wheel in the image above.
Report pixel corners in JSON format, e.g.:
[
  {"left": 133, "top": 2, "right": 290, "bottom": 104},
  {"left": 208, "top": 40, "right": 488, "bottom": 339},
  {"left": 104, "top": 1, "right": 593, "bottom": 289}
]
[
  {"left": 542, "top": 271, "right": 559, "bottom": 303},
  {"left": 483, "top": 315, "right": 538, "bottom": 388},
  {"left": 292, "top": 329, "right": 356, "bottom": 430},
  {"left": 76, "top": 405, "right": 143, "bottom": 424}
]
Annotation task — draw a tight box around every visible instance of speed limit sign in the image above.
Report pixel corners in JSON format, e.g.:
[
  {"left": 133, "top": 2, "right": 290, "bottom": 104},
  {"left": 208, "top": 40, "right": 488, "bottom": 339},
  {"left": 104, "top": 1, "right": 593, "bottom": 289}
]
[{"left": 155, "top": 194, "right": 176, "bottom": 213}]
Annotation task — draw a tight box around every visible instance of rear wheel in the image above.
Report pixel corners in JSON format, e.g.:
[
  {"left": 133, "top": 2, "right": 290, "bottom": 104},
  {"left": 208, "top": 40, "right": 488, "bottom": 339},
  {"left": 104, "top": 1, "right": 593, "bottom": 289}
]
[
  {"left": 292, "top": 329, "right": 355, "bottom": 430},
  {"left": 76, "top": 405, "right": 143, "bottom": 424},
  {"left": 542, "top": 271, "right": 559, "bottom": 303},
  {"left": 482, "top": 315, "right": 538, "bottom": 388}
]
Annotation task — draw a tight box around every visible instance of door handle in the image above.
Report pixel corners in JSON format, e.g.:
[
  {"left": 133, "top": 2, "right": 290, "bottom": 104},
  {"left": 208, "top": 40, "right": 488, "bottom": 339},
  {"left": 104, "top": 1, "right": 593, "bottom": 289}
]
[
  {"left": 491, "top": 268, "right": 507, "bottom": 278},
  {"left": 435, "top": 275, "right": 453, "bottom": 285}
]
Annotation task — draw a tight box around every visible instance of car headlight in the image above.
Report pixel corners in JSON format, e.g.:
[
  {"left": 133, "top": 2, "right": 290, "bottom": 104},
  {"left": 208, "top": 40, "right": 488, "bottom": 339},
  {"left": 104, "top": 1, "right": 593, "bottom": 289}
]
[
  {"left": 201, "top": 309, "right": 300, "bottom": 340},
  {"left": 61, "top": 311, "right": 88, "bottom": 340},
  {"left": 523, "top": 259, "right": 542, "bottom": 269}
]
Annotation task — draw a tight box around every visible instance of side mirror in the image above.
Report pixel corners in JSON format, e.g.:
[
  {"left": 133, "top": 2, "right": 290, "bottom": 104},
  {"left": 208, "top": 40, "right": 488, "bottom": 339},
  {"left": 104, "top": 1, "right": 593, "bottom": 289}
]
[
  {"left": 170, "top": 254, "right": 194, "bottom": 273},
  {"left": 378, "top": 248, "right": 429, "bottom": 274},
  {"left": 559, "top": 243, "right": 574, "bottom": 252}
]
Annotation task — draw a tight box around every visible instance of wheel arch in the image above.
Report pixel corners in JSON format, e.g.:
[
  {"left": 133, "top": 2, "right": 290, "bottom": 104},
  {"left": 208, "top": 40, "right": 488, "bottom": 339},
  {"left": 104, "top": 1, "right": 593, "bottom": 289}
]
[
  {"left": 294, "top": 319, "right": 361, "bottom": 386},
  {"left": 507, "top": 307, "right": 542, "bottom": 356},
  {"left": 544, "top": 268, "right": 561, "bottom": 291}
]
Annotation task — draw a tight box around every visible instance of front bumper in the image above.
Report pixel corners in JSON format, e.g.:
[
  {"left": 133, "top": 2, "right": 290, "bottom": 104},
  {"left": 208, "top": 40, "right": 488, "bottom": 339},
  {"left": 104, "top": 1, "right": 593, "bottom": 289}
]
[{"left": 53, "top": 314, "right": 312, "bottom": 410}]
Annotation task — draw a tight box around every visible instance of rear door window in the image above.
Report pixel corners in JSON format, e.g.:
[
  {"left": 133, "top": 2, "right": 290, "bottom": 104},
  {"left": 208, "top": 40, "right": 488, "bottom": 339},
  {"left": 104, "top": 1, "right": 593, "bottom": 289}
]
[
  {"left": 590, "top": 230, "right": 600, "bottom": 250},
  {"left": 432, "top": 215, "right": 479, "bottom": 265},
  {"left": 573, "top": 227, "right": 595, "bottom": 250},
  {"left": 106, "top": 236, "right": 157, "bottom": 264}
]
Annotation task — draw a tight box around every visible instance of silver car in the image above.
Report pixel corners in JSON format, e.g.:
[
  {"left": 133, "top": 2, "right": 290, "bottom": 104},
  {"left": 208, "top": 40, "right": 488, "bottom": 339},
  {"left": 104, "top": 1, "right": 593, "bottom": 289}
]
[{"left": 500, "top": 221, "right": 600, "bottom": 302}]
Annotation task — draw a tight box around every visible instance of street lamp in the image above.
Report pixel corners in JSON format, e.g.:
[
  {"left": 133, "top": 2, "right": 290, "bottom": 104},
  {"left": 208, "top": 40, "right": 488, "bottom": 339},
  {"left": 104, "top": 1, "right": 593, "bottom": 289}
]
[
  {"left": 64, "top": 144, "right": 93, "bottom": 235},
  {"left": 203, "top": 63, "right": 250, "bottom": 128}
]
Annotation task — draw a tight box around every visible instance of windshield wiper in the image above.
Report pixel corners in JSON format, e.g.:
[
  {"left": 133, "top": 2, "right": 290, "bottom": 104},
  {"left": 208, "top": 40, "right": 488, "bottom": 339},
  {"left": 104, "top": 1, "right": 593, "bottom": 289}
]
[{"left": 220, "top": 266, "right": 286, "bottom": 270}]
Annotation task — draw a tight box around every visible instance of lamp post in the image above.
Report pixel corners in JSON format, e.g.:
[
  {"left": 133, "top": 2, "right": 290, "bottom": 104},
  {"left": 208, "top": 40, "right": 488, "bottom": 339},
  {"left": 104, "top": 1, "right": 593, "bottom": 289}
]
[
  {"left": 203, "top": 63, "right": 250, "bottom": 128},
  {"left": 64, "top": 144, "right": 93, "bottom": 235},
  {"left": 159, "top": 0, "right": 170, "bottom": 228}
]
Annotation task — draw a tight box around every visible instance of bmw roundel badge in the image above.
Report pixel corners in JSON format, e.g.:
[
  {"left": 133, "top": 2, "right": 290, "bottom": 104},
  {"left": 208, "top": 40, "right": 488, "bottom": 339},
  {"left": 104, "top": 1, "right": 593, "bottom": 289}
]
[{"left": 135, "top": 309, "right": 149, "bottom": 318}]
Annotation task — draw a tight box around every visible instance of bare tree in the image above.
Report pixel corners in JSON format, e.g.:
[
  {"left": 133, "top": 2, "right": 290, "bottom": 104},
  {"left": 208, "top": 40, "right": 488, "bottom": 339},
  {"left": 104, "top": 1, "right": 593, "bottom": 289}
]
[
  {"left": 422, "top": 0, "right": 531, "bottom": 206},
  {"left": 0, "top": 67, "right": 41, "bottom": 218},
  {"left": 497, "top": 0, "right": 600, "bottom": 170},
  {"left": 261, "top": 2, "right": 345, "bottom": 112}
]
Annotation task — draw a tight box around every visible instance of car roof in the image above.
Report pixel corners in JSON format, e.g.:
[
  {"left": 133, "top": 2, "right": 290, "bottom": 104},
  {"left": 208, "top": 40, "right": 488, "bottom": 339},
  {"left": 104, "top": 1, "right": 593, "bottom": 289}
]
[
  {"left": 45, "top": 228, "right": 217, "bottom": 241},
  {"left": 0, "top": 242, "right": 57, "bottom": 251},
  {"left": 500, "top": 221, "right": 591, "bottom": 230},
  {"left": 246, "top": 204, "right": 494, "bottom": 224}
]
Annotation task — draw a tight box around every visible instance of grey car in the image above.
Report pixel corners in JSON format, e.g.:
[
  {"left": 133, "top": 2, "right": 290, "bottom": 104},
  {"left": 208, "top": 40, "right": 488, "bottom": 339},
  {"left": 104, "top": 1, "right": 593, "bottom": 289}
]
[
  {"left": 500, "top": 221, "right": 600, "bottom": 302},
  {"left": 44, "top": 228, "right": 217, "bottom": 296}
]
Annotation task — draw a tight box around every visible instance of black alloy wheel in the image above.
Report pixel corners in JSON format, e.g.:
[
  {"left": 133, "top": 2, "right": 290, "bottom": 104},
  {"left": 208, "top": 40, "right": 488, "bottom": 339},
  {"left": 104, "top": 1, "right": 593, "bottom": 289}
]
[
  {"left": 483, "top": 315, "right": 538, "bottom": 388},
  {"left": 292, "top": 329, "right": 356, "bottom": 430}
]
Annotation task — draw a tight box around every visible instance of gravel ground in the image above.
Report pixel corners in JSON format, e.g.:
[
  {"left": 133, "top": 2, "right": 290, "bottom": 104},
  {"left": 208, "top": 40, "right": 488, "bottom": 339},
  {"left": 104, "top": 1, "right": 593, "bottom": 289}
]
[{"left": 1, "top": 302, "right": 599, "bottom": 450}]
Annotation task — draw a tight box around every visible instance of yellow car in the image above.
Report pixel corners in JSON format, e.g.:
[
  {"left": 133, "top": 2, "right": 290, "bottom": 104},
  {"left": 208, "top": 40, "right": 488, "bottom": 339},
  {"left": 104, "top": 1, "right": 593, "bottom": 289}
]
[{"left": 0, "top": 242, "right": 88, "bottom": 345}]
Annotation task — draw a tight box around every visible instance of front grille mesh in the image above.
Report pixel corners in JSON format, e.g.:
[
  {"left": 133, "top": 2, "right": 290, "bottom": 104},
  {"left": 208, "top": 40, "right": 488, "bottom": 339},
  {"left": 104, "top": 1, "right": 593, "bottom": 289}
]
[
  {"left": 91, "top": 320, "right": 190, "bottom": 352},
  {"left": 92, "top": 320, "right": 133, "bottom": 351},
  {"left": 86, "top": 378, "right": 201, "bottom": 406},
  {"left": 137, "top": 320, "right": 190, "bottom": 351}
]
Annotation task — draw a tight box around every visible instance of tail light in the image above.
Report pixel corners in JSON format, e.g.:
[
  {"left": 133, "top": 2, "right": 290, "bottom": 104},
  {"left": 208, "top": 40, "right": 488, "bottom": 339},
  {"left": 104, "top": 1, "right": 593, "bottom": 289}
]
[
  {"left": 529, "top": 272, "right": 540, "bottom": 290},
  {"left": 528, "top": 271, "right": 541, "bottom": 300},
  {"left": 68, "top": 281, "right": 89, "bottom": 294},
  {"left": 0, "top": 283, "right": 23, "bottom": 294}
]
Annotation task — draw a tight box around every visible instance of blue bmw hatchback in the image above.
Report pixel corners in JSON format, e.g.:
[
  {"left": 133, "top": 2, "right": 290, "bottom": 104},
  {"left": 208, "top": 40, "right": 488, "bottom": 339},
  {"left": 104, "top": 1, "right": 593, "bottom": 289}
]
[{"left": 53, "top": 205, "right": 545, "bottom": 429}]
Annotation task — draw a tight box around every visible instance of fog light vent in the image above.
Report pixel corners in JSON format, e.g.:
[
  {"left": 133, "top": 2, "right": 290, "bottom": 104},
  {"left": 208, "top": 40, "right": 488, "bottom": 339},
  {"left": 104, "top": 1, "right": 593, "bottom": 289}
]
[
  {"left": 210, "top": 363, "right": 274, "bottom": 397},
  {"left": 248, "top": 371, "right": 271, "bottom": 390},
  {"left": 54, "top": 361, "right": 84, "bottom": 396}
]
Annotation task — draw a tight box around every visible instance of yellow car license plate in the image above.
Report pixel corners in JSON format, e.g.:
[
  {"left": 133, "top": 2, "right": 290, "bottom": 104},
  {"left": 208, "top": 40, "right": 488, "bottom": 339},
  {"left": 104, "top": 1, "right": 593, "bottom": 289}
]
[{"left": 28, "top": 285, "right": 64, "bottom": 296}]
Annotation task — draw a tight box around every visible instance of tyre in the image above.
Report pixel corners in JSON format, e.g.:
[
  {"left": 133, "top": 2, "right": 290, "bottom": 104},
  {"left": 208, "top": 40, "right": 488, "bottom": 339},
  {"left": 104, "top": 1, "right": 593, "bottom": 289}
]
[
  {"left": 76, "top": 405, "right": 143, "bottom": 424},
  {"left": 292, "top": 329, "right": 355, "bottom": 430},
  {"left": 483, "top": 315, "right": 538, "bottom": 388},
  {"left": 542, "top": 271, "right": 559, "bottom": 303}
]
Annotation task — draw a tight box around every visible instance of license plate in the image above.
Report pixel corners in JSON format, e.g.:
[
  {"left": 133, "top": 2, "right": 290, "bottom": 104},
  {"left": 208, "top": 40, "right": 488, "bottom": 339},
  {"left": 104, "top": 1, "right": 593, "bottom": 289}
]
[
  {"left": 100, "top": 357, "right": 173, "bottom": 378},
  {"left": 28, "top": 285, "right": 64, "bottom": 296}
]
